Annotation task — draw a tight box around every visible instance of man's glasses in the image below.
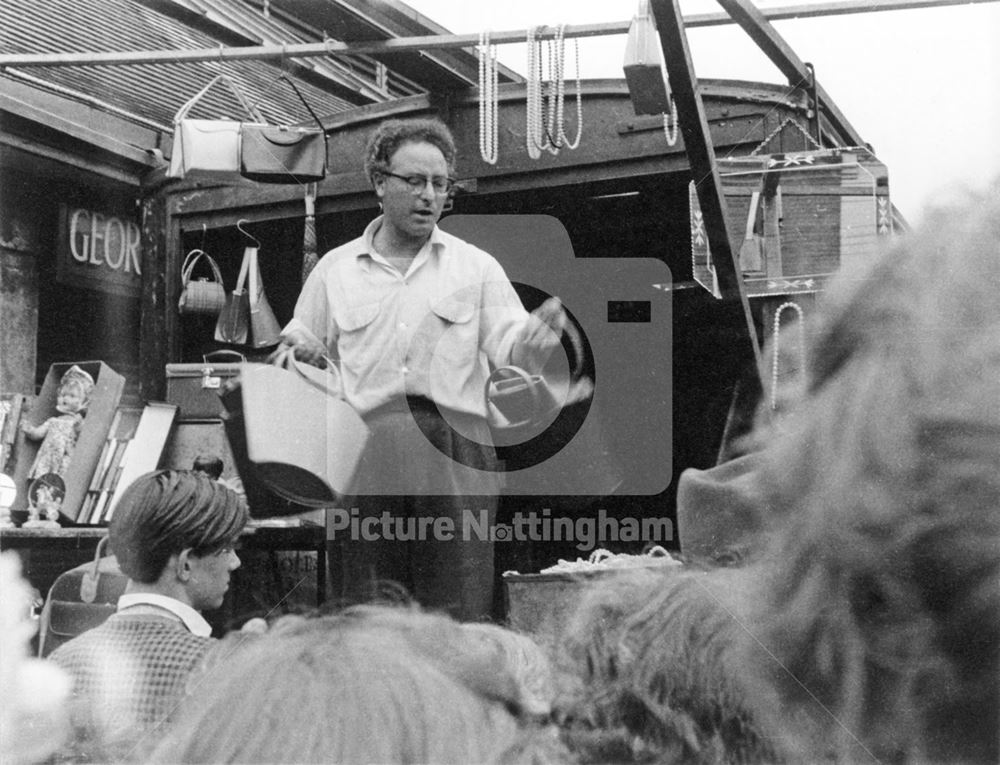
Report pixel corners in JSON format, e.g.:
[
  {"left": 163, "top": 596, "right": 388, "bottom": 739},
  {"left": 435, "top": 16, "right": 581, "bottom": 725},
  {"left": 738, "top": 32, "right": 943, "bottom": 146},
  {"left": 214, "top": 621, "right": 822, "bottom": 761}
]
[{"left": 381, "top": 171, "right": 455, "bottom": 196}]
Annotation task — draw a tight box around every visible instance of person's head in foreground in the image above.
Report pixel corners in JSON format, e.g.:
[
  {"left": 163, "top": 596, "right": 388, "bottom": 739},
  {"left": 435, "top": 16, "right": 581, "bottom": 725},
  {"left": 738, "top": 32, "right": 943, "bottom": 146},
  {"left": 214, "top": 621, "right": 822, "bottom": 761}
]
[
  {"left": 148, "top": 603, "right": 567, "bottom": 764},
  {"left": 46, "top": 470, "right": 249, "bottom": 762},
  {"left": 557, "top": 179, "right": 1000, "bottom": 764},
  {"left": 745, "top": 178, "right": 1000, "bottom": 763},
  {"left": 110, "top": 469, "right": 248, "bottom": 610},
  {"left": 1, "top": 553, "right": 72, "bottom": 765}
]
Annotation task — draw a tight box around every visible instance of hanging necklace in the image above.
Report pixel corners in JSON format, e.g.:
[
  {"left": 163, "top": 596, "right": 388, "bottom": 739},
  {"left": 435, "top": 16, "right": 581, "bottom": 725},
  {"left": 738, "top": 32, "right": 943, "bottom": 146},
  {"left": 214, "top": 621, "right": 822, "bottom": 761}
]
[
  {"left": 550, "top": 24, "right": 583, "bottom": 150},
  {"left": 526, "top": 26, "right": 549, "bottom": 158},
  {"left": 771, "top": 301, "right": 806, "bottom": 412},
  {"left": 526, "top": 24, "right": 583, "bottom": 158},
  {"left": 478, "top": 30, "right": 499, "bottom": 165},
  {"left": 663, "top": 95, "right": 679, "bottom": 146}
]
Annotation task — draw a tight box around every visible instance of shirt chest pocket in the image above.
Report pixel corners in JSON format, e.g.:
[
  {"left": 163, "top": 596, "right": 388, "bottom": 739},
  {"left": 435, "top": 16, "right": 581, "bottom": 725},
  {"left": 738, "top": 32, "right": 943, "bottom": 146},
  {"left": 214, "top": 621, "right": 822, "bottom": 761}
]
[
  {"left": 334, "top": 301, "right": 381, "bottom": 366},
  {"left": 427, "top": 297, "right": 478, "bottom": 366},
  {"left": 431, "top": 297, "right": 475, "bottom": 325}
]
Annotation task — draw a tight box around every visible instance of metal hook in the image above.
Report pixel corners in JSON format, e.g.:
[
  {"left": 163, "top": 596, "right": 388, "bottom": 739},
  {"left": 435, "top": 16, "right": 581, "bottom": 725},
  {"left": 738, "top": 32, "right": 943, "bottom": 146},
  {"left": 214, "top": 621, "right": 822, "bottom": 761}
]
[{"left": 236, "top": 219, "right": 261, "bottom": 248}]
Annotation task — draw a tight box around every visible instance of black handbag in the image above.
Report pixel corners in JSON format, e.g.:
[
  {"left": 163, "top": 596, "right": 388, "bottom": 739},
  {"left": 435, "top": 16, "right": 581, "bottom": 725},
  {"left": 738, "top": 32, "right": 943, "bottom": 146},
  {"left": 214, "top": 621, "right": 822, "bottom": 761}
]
[{"left": 240, "top": 75, "right": 327, "bottom": 184}]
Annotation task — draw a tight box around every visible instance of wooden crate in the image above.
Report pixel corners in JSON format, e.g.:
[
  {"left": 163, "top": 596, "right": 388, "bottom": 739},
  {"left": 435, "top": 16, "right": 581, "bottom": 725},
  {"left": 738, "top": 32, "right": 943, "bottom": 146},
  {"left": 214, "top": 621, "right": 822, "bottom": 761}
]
[{"left": 689, "top": 147, "right": 893, "bottom": 298}]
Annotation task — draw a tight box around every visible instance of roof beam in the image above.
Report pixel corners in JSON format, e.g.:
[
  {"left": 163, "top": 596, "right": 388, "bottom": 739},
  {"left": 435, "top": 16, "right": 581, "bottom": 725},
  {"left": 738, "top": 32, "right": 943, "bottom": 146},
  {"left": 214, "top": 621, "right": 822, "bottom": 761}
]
[
  {"left": 714, "top": 0, "right": 865, "bottom": 146},
  {"left": 1, "top": 0, "right": 995, "bottom": 68}
]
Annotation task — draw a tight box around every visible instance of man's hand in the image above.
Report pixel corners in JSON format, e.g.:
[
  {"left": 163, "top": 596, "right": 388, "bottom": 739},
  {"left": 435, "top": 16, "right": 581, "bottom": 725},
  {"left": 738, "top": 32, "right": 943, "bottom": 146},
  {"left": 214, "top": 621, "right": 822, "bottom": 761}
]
[
  {"left": 276, "top": 326, "right": 327, "bottom": 368},
  {"left": 512, "top": 297, "right": 568, "bottom": 371}
]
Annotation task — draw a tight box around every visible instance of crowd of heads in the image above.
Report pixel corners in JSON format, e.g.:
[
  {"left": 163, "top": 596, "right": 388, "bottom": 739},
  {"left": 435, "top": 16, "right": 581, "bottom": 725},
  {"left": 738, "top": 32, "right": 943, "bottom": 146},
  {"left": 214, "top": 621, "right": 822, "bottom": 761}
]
[{"left": 148, "top": 604, "right": 567, "bottom": 764}]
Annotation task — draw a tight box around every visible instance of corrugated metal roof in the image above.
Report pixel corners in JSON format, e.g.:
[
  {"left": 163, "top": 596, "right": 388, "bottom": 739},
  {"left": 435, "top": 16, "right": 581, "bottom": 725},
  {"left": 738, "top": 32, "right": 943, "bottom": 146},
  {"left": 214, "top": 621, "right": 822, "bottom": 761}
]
[
  {"left": 141, "top": 0, "right": 425, "bottom": 100},
  {"left": 0, "top": 0, "right": 426, "bottom": 132}
]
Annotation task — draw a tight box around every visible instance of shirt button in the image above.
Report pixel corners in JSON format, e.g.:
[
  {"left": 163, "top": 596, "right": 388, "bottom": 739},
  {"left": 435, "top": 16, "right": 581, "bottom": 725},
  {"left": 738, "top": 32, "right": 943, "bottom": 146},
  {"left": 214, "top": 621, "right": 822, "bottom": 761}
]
[
  {"left": 399, "top": 322, "right": 407, "bottom": 330},
  {"left": 401, "top": 366, "right": 409, "bottom": 374}
]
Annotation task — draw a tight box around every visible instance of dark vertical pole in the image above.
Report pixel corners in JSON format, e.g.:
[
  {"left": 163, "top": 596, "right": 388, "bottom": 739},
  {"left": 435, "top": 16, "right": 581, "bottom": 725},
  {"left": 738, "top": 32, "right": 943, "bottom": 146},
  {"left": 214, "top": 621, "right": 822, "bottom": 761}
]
[
  {"left": 649, "top": 0, "right": 761, "bottom": 371},
  {"left": 138, "top": 185, "right": 169, "bottom": 402}
]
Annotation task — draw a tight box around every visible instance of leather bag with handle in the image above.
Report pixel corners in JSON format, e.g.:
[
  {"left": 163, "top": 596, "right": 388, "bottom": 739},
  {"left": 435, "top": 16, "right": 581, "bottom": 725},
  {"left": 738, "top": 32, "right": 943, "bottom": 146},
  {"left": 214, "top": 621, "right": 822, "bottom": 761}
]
[
  {"left": 37, "top": 536, "right": 126, "bottom": 658},
  {"left": 214, "top": 247, "right": 251, "bottom": 345},
  {"left": 178, "top": 248, "right": 226, "bottom": 316},
  {"left": 486, "top": 318, "right": 622, "bottom": 505},
  {"left": 486, "top": 318, "right": 591, "bottom": 447},
  {"left": 247, "top": 246, "right": 282, "bottom": 348},
  {"left": 168, "top": 75, "right": 265, "bottom": 181},
  {"left": 240, "top": 75, "right": 327, "bottom": 184},
  {"left": 226, "top": 349, "right": 370, "bottom": 508}
]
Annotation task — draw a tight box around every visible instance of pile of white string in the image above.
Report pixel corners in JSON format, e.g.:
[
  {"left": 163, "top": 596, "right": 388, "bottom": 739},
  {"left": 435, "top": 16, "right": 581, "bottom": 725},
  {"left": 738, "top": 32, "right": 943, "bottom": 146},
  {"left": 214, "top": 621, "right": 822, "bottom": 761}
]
[{"left": 539, "top": 546, "right": 682, "bottom": 574}]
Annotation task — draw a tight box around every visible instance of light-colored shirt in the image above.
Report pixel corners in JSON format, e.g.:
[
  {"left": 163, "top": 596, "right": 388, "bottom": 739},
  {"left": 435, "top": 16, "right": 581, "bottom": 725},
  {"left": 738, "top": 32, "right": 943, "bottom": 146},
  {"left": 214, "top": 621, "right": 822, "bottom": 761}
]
[
  {"left": 284, "top": 217, "right": 531, "bottom": 417},
  {"left": 116, "top": 592, "right": 212, "bottom": 638}
]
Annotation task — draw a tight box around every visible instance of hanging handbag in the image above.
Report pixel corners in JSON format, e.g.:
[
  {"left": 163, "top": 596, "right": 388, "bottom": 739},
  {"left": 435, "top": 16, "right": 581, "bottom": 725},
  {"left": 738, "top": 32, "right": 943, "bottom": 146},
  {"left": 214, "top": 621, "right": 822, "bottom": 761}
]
[
  {"left": 247, "top": 246, "right": 282, "bottom": 348},
  {"left": 486, "top": 322, "right": 595, "bottom": 449},
  {"left": 168, "top": 75, "right": 265, "bottom": 181},
  {"left": 178, "top": 249, "right": 226, "bottom": 316},
  {"left": 240, "top": 75, "right": 328, "bottom": 184},
  {"left": 214, "top": 247, "right": 251, "bottom": 345},
  {"left": 225, "top": 349, "right": 370, "bottom": 508},
  {"left": 622, "top": 0, "right": 672, "bottom": 115}
]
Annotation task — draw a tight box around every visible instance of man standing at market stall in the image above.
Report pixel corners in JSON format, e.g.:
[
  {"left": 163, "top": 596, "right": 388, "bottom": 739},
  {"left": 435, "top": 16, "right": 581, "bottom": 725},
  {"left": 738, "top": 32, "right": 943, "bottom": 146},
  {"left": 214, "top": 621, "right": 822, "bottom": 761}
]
[{"left": 280, "top": 117, "right": 567, "bottom": 621}]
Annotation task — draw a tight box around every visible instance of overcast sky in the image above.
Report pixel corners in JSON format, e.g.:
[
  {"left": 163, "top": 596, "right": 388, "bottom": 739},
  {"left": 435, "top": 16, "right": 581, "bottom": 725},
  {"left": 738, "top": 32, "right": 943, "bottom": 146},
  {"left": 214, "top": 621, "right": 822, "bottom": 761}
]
[{"left": 403, "top": 0, "right": 1000, "bottom": 223}]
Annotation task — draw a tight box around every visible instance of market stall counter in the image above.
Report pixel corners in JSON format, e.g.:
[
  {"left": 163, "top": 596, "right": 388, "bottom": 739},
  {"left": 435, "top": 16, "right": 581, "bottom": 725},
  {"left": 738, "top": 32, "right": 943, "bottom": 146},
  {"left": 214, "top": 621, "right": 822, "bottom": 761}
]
[{"left": 1, "top": 521, "right": 327, "bottom": 635}]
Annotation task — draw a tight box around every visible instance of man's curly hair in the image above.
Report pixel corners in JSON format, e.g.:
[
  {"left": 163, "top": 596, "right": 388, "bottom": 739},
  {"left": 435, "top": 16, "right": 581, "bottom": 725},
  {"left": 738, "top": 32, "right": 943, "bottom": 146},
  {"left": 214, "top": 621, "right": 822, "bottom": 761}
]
[{"left": 362, "top": 117, "right": 456, "bottom": 186}]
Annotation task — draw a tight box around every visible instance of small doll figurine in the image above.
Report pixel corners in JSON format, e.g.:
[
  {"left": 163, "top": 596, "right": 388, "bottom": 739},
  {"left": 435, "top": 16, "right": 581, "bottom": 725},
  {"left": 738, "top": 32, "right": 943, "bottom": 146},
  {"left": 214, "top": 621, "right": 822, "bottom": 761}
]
[
  {"left": 21, "top": 366, "right": 94, "bottom": 480},
  {"left": 23, "top": 473, "right": 65, "bottom": 529}
]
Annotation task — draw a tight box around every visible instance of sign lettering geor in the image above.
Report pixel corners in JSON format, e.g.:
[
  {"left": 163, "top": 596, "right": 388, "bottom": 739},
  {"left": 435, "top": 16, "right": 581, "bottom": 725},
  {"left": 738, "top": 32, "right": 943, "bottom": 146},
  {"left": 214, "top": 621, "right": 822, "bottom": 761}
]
[{"left": 57, "top": 205, "right": 142, "bottom": 298}]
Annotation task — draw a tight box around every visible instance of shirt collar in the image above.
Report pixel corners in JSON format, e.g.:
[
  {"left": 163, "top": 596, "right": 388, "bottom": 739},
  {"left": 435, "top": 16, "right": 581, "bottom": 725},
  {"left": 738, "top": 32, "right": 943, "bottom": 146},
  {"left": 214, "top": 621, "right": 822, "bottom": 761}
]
[
  {"left": 117, "top": 592, "right": 213, "bottom": 638},
  {"left": 358, "top": 215, "right": 443, "bottom": 273}
]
